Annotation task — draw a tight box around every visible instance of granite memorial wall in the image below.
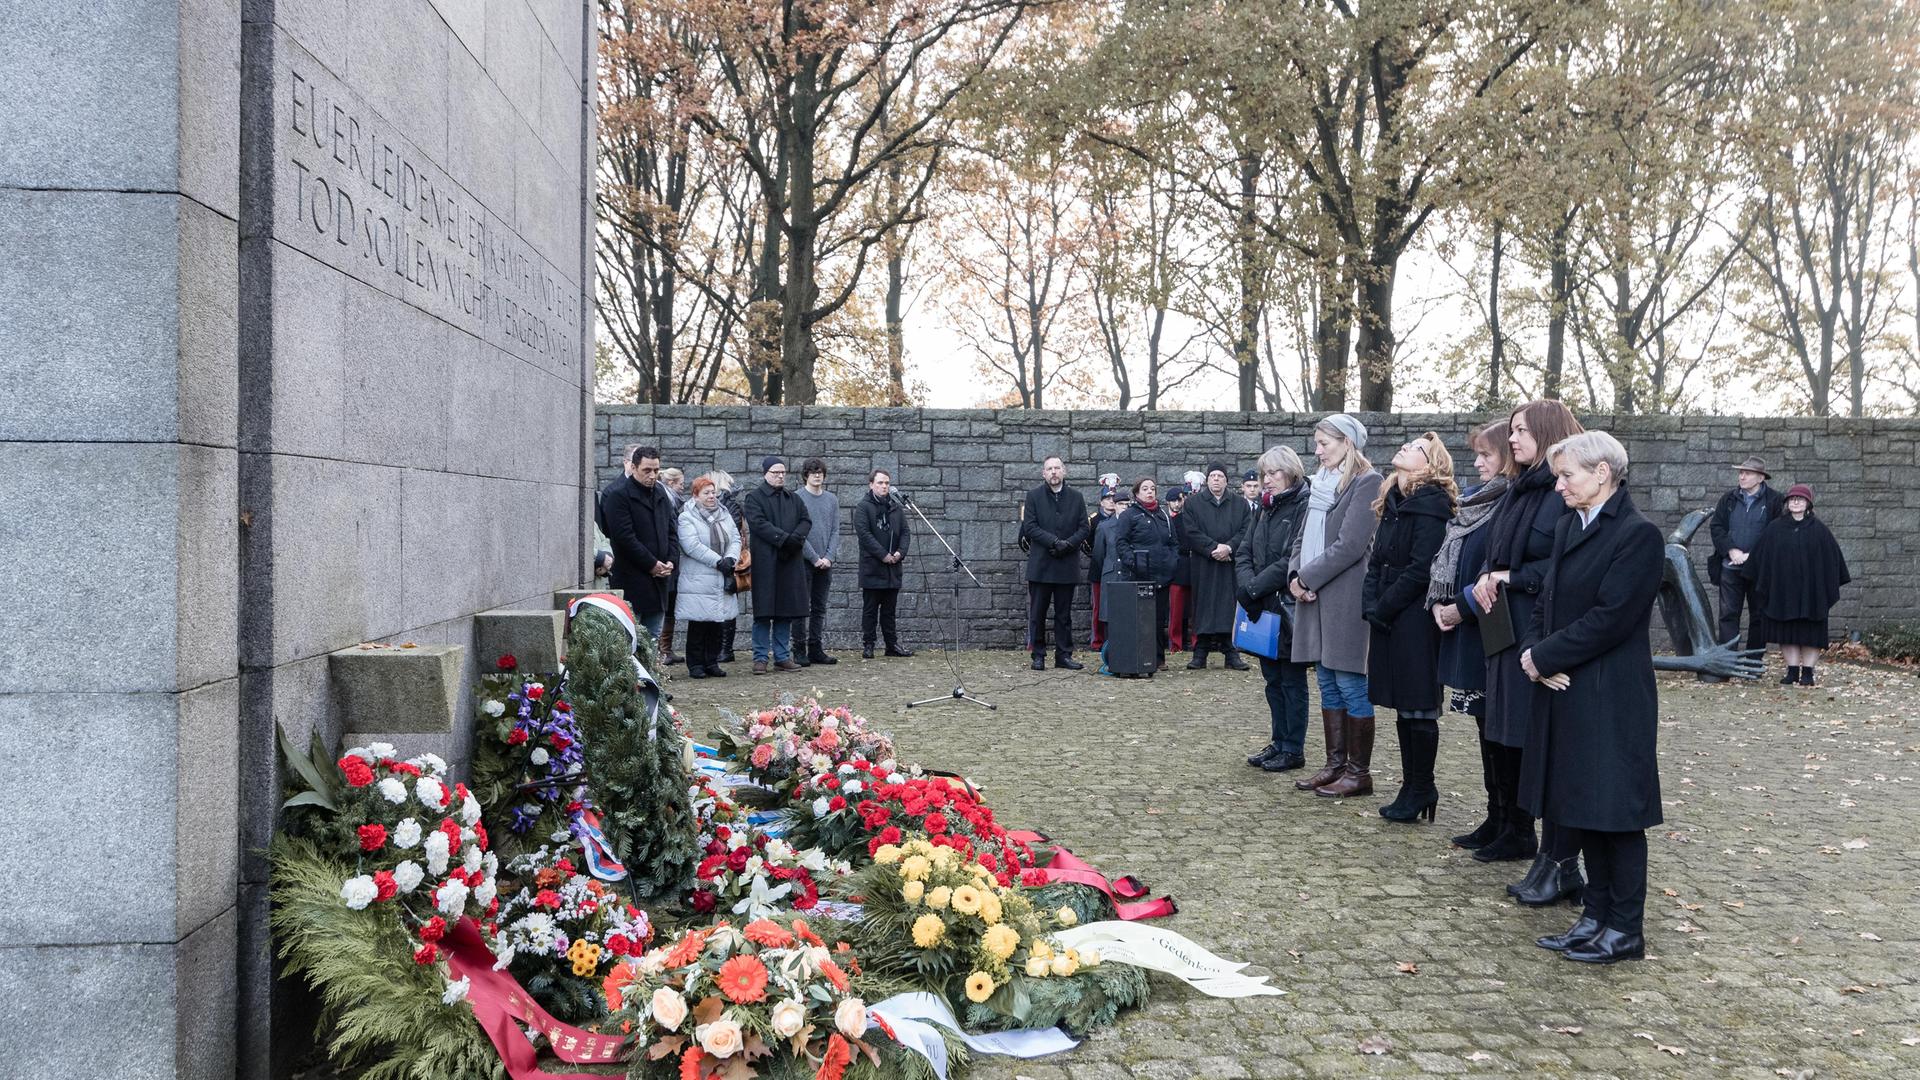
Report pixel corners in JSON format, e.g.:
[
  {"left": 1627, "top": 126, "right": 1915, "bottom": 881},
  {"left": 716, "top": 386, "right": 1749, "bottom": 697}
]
[{"left": 0, "top": 2, "right": 598, "bottom": 1077}]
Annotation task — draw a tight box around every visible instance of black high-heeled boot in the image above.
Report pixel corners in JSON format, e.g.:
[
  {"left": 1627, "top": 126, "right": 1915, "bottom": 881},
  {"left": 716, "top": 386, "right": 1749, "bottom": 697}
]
[
  {"left": 1453, "top": 733, "right": 1501, "bottom": 848},
  {"left": 1380, "top": 719, "right": 1438, "bottom": 823}
]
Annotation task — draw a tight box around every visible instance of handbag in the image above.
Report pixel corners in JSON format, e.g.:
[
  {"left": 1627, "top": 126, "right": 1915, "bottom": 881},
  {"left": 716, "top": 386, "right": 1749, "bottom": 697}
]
[
  {"left": 1233, "top": 603, "right": 1284, "bottom": 660},
  {"left": 728, "top": 524, "right": 752, "bottom": 594}
]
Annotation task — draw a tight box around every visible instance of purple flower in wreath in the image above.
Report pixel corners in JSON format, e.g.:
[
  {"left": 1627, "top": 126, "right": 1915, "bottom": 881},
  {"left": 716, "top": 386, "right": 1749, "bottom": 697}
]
[{"left": 509, "top": 803, "right": 542, "bottom": 833}]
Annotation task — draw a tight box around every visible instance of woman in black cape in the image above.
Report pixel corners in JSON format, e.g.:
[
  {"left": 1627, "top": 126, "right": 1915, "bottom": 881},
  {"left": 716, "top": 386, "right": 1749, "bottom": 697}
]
[{"left": 1748, "top": 483, "right": 1850, "bottom": 687}]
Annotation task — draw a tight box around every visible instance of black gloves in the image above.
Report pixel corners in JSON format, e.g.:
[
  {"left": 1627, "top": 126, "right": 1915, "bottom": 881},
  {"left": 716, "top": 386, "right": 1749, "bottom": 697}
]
[
  {"left": 1237, "top": 591, "right": 1260, "bottom": 613},
  {"left": 1049, "top": 540, "right": 1073, "bottom": 557},
  {"left": 715, "top": 557, "right": 736, "bottom": 575},
  {"left": 1364, "top": 610, "right": 1392, "bottom": 633},
  {"left": 780, "top": 534, "right": 805, "bottom": 555}
]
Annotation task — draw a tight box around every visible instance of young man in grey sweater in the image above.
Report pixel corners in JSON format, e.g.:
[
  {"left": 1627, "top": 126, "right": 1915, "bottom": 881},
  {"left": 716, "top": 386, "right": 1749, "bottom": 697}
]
[{"left": 794, "top": 458, "right": 841, "bottom": 665}]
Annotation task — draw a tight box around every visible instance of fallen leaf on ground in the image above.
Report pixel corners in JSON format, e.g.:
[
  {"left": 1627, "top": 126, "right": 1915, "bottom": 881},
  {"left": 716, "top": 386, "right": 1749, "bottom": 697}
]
[
  {"left": 1357, "top": 1035, "right": 1392, "bottom": 1055},
  {"left": 1900, "top": 1036, "right": 1919, "bottom": 1046},
  {"left": 1634, "top": 1033, "right": 1687, "bottom": 1056},
  {"left": 1662, "top": 888, "right": 1679, "bottom": 897},
  {"left": 1860, "top": 932, "right": 1883, "bottom": 941},
  {"left": 1395, "top": 961, "right": 1419, "bottom": 974},
  {"left": 1842, "top": 837, "right": 1869, "bottom": 850},
  {"left": 1466, "top": 1051, "right": 1493, "bottom": 1062},
  {"left": 1842, "top": 985, "right": 1869, "bottom": 994},
  {"left": 1549, "top": 1025, "right": 1584, "bottom": 1036}
]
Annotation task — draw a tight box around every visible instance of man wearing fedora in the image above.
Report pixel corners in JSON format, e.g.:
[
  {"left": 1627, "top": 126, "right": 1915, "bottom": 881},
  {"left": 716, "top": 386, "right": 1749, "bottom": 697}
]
[{"left": 1709, "top": 456, "right": 1787, "bottom": 648}]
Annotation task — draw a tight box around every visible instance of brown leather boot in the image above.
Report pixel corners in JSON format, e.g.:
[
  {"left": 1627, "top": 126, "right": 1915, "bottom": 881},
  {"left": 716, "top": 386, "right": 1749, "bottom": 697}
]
[
  {"left": 1316, "top": 712, "right": 1376, "bottom": 797},
  {"left": 1295, "top": 708, "right": 1349, "bottom": 790}
]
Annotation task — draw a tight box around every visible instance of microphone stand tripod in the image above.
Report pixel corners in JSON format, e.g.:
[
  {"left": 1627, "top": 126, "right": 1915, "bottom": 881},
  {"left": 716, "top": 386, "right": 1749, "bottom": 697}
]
[{"left": 898, "top": 493, "right": 996, "bottom": 710}]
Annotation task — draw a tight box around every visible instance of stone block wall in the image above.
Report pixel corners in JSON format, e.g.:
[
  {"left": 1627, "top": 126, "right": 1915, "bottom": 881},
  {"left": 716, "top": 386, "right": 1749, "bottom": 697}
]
[{"left": 598, "top": 406, "right": 1919, "bottom": 651}]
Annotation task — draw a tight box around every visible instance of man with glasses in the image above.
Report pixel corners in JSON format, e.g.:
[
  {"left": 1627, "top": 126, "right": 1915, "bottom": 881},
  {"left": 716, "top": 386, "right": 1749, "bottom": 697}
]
[
  {"left": 741, "top": 456, "right": 813, "bottom": 673},
  {"left": 598, "top": 445, "right": 678, "bottom": 644}
]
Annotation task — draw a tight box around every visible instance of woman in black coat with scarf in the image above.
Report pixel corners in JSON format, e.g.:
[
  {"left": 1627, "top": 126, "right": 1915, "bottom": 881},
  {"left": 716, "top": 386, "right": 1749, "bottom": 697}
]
[
  {"left": 1235, "top": 446, "right": 1314, "bottom": 771},
  {"left": 1116, "top": 477, "right": 1181, "bottom": 671},
  {"left": 1749, "top": 483, "right": 1850, "bottom": 686},
  {"left": 1364, "top": 432, "right": 1458, "bottom": 822},
  {"left": 1427, "top": 422, "right": 1516, "bottom": 848},
  {"left": 1519, "top": 431, "right": 1664, "bottom": 964},
  {"left": 1471, "top": 400, "right": 1585, "bottom": 892}
]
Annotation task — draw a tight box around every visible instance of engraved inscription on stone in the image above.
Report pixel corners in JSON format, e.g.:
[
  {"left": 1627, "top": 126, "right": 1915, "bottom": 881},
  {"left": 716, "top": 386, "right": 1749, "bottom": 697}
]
[{"left": 278, "top": 56, "right": 577, "bottom": 363}]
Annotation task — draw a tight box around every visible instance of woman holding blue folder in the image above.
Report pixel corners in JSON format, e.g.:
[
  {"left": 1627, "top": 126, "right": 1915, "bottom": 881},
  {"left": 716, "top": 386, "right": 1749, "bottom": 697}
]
[{"left": 1235, "top": 446, "right": 1312, "bottom": 772}]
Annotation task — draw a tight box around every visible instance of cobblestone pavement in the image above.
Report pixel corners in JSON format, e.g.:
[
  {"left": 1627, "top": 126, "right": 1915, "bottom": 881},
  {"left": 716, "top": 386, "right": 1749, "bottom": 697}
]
[{"left": 670, "top": 649, "right": 1920, "bottom": 1079}]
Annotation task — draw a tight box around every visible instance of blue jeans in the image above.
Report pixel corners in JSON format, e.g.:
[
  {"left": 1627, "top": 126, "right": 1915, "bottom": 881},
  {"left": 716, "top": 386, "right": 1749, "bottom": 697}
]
[
  {"left": 752, "top": 617, "right": 793, "bottom": 662},
  {"left": 1315, "top": 665, "right": 1374, "bottom": 718},
  {"left": 639, "top": 610, "right": 665, "bottom": 644},
  {"left": 1260, "top": 657, "right": 1310, "bottom": 752}
]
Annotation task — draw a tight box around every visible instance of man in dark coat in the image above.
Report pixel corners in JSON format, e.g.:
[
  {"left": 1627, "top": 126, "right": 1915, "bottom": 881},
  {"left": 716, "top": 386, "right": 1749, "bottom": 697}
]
[
  {"left": 1181, "top": 463, "right": 1253, "bottom": 670},
  {"left": 1517, "top": 441, "right": 1664, "bottom": 965},
  {"left": 740, "top": 456, "right": 812, "bottom": 674},
  {"left": 852, "top": 468, "right": 914, "bottom": 659},
  {"left": 1086, "top": 487, "right": 1121, "bottom": 651},
  {"left": 598, "top": 445, "right": 677, "bottom": 644},
  {"left": 1707, "top": 456, "right": 1786, "bottom": 650},
  {"left": 1019, "top": 456, "right": 1090, "bottom": 671}
]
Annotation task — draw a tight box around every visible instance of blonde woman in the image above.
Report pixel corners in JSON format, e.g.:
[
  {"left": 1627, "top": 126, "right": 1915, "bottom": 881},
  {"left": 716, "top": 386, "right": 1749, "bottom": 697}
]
[
  {"left": 1363, "top": 432, "right": 1459, "bottom": 814},
  {"left": 1289, "top": 414, "right": 1386, "bottom": 795},
  {"left": 1235, "top": 445, "right": 1314, "bottom": 771}
]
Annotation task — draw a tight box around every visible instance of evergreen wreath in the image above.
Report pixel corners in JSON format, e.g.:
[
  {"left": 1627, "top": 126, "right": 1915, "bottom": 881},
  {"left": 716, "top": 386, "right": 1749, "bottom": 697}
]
[{"left": 565, "top": 604, "right": 698, "bottom": 899}]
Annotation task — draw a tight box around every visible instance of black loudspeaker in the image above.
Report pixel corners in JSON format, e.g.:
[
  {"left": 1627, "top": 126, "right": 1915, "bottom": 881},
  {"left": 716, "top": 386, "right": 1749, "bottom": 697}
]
[{"left": 1103, "top": 582, "right": 1159, "bottom": 675}]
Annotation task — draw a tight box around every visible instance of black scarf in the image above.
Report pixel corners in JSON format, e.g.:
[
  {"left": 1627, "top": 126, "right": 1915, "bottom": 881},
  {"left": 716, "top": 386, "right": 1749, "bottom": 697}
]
[{"left": 1484, "top": 461, "right": 1556, "bottom": 571}]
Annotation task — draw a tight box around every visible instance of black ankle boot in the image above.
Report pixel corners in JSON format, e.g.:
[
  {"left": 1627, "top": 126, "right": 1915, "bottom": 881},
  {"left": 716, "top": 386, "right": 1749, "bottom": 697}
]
[
  {"left": 1780, "top": 665, "right": 1800, "bottom": 685},
  {"left": 1514, "top": 857, "right": 1586, "bottom": 906},
  {"left": 1799, "top": 665, "right": 1817, "bottom": 686},
  {"left": 1506, "top": 852, "right": 1551, "bottom": 897}
]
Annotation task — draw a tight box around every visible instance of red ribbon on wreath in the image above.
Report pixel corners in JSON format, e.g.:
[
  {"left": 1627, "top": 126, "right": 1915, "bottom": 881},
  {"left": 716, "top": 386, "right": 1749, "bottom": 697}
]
[
  {"left": 1007, "top": 831, "right": 1177, "bottom": 920},
  {"left": 445, "top": 917, "right": 630, "bottom": 1079}
]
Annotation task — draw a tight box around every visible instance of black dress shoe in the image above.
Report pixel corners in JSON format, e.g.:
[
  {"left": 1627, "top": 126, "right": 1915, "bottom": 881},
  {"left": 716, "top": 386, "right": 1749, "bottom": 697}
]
[
  {"left": 1223, "top": 656, "right": 1251, "bottom": 671},
  {"left": 796, "top": 655, "right": 812, "bottom": 668},
  {"left": 1261, "top": 751, "right": 1306, "bottom": 773},
  {"left": 687, "top": 668, "right": 707, "bottom": 679},
  {"left": 704, "top": 665, "right": 727, "bottom": 678},
  {"left": 1536, "top": 915, "right": 1605, "bottom": 952},
  {"left": 809, "top": 652, "right": 839, "bottom": 665},
  {"left": 1514, "top": 858, "right": 1585, "bottom": 907},
  {"left": 720, "top": 651, "right": 738, "bottom": 663},
  {"left": 1184, "top": 656, "right": 1208, "bottom": 670},
  {"left": 886, "top": 646, "right": 915, "bottom": 658},
  {"left": 1054, "top": 655, "right": 1082, "bottom": 670},
  {"left": 1031, "top": 656, "right": 1046, "bottom": 671},
  {"left": 1247, "top": 743, "right": 1284, "bottom": 767},
  {"left": 1563, "top": 928, "right": 1644, "bottom": 964},
  {"left": 862, "top": 647, "right": 875, "bottom": 659}
]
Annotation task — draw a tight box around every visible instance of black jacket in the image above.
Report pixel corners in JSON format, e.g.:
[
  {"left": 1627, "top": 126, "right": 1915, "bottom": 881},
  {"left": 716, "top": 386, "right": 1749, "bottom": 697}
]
[
  {"left": 1749, "top": 512, "right": 1850, "bottom": 622},
  {"left": 1517, "top": 486, "right": 1665, "bottom": 832},
  {"left": 1363, "top": 483, "right": 1454, "bottom": 711},
  {"left": 1708, "top": 484, "right": 1786, "bottom": 585},
  {"left": 1020, "top": 484, "right": 1090, "bottom": 584},
  {"left": 852, "top": 491, "right": 912, "bottom": 590},
  {"left": 1480, "top": 464, "right": 1573, "bottom": 749},
  {"left": 741, "top": 482, "right": 813, "bottom": 619},
  {"left": 1116, "top": 503, "right": 1180, "bottom": 586},
  {"left": 1181, "top": 490, "right": 1252, "bottom": 635},
  {"left": 599, "top": 475, "right": 678, "bottom": 617},
  {"left": 1234, "top": 484, "right": 1310, "bottom": 654}
]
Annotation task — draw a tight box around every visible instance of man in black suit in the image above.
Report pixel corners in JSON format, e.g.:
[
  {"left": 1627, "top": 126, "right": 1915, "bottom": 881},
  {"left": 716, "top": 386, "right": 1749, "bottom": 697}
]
[
  {"left": 1019, "top": 456, "right": 1090, "bottom": 671},
  {"left": 597, "top": 445, "right": 677, "bottom": 644}
]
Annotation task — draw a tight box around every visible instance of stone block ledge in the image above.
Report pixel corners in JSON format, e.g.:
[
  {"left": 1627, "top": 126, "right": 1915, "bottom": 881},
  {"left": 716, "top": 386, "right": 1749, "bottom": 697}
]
[{"left": 327, "top": 643, "right": 463, "bottom": 734}]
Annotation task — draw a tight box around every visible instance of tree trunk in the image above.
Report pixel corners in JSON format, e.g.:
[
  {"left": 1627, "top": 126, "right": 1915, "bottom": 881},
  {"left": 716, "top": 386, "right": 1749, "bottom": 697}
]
[
  {"left": 1610, "top": 268, "right": 1637, "bottom": 413},
  {"left": 1486, "top": 220, "right": 1504, "bottom": 408},
  {"left": 885, "top": 246, "right": 907, "bottom": 405},
  {"left": 1355, "top": 258, "right": 1396, "bottom": 412},
  {"left": 780, "top": 53, "right": 821, "bottom": 405},
  {"left": 1234, "top": 154, "right": 1260, "bottom": 412},
  {"left": 1544, "top": 210, "right": 1572, "bottom": 400},
  {"left": 1313, "top": 256, "right": 1352, "bottom": 411}
]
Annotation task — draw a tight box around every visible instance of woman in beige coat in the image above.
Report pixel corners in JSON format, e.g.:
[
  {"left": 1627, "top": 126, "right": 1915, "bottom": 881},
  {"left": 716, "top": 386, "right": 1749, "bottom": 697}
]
[{"left": 1289, "top": 414, "right": 1386, "bottom": 797}]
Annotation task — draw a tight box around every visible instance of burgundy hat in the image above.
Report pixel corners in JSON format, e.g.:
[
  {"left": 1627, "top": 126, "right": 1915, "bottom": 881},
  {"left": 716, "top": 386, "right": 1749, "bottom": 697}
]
[{"left": 1785, "top": 483, "right": 1814, "bottom": 505}]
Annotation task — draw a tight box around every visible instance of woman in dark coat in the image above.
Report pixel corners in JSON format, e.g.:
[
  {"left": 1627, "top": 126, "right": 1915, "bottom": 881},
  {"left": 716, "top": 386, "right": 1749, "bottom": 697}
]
[
  {"left": 740, "top": 457, "right": 813, "bottom": 672},
  {"left": 851, "top": 470, "right": 913, "bottom": 657},
  {"left": 1749, "top": 484, "right": 1850, "bottom": 686},
  {"left": 1427, "top": 422, "right": 1516, "bottom": 847},
  {"left": 1183, "top": 463, "right": 1254, "bottom": 670},
  {"left": 1470, "top": 399, "right": 1584, "bottom": 878},
  {"left": 1518, "top": 431, "right": 1664, "bottom": 965},
  {"left": 1167, "top": 485, "right": 1195, "bottom": 652},
  {"left": 1116, "top": 477, "right": 1181, "bottom": 670},
  {"left": 1364, "top": 432, "right": 1458, "bottom": 821},
  {"left": 1235, "top": 446, "right": 1313, "bottom": 771}
]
